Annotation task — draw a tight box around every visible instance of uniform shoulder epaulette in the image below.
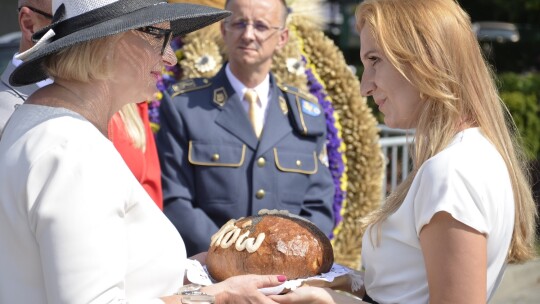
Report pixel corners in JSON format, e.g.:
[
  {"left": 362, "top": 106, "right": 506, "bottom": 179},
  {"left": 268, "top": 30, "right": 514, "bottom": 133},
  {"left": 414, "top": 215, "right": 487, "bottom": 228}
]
[
  {"left": 278, "top": 83, "right": 325, "bottom": 137},
  {"left": 168, "top": 78, "right": 212, "bottom": 98},
  {"left": 277, "top": 83, "right": 317, "bottom": 104}
]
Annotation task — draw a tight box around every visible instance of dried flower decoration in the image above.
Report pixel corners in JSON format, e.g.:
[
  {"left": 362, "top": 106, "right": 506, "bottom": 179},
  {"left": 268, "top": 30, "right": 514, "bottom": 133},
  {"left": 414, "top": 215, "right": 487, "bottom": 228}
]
[
  {"left": 195, "top": 54, "right": 217, "bottom": 73},
  {"left": 180, "top": 38, "right": 222, "bottom": 79},
  {"left": 286, "top": 57, "right": 306, "bottom": 76}
]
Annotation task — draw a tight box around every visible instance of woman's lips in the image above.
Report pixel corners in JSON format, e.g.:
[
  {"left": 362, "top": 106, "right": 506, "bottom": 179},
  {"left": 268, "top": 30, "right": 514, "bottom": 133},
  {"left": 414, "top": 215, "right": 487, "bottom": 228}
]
[{"left": 150, "top": 71, "right": 160, "bottom": 81}]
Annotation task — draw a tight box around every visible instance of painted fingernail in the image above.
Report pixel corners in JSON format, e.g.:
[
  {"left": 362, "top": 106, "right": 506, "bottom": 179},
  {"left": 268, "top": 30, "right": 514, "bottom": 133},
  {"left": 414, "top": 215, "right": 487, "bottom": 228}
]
[{"left": 277, "top": 275, "right": 287, "bottom": 282}]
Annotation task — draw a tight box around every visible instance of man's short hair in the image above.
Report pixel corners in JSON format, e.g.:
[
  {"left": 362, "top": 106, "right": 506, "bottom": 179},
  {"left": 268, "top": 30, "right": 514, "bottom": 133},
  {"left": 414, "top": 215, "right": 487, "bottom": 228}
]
[
  {"left": 224, "top": 0, "right": 289, "bottom": 24},
  {"left": 18, "top": 0, "right": 52, "bottom": 14}
]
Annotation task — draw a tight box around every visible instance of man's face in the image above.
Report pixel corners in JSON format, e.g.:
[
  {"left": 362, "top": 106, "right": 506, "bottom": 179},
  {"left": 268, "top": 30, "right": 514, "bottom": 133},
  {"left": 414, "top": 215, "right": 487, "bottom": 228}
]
[{"left": 221, "top": 0, "right": 288, "bottom": 72}]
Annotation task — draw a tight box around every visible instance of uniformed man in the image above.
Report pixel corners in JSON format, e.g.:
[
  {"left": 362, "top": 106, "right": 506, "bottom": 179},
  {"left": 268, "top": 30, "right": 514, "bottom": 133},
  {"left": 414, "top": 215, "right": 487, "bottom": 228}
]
[{"left": 157, "top": 0, "right": 334, "bottom": 255}]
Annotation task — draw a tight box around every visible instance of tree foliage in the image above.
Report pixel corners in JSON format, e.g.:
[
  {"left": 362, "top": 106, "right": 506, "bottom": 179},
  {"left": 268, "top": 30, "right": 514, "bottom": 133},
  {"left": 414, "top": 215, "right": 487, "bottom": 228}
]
[{"left": 459, "top": 0, "right": 540, "bottom": 24}]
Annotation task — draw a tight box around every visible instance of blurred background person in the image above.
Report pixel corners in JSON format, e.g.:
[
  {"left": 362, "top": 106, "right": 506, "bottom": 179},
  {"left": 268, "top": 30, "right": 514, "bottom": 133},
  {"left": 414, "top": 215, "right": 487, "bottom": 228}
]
[{"left": 0, "top": 0, "right": 53, "bottom": 134}]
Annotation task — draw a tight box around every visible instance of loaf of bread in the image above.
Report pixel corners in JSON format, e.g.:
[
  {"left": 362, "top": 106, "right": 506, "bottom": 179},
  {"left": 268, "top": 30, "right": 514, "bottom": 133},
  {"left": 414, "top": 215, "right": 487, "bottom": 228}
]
[{"left": 206, "top": 209, "right": 334, "bottom": 281}]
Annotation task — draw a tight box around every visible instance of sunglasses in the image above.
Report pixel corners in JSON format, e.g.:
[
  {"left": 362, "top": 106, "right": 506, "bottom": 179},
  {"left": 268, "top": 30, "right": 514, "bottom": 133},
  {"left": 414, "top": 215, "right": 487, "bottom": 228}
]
[
  {"left": 18, "top": 6, "right": 53, "bottom": 20},
  {"left": 136, "top": 26, "right": 173, "bottom": 55}
]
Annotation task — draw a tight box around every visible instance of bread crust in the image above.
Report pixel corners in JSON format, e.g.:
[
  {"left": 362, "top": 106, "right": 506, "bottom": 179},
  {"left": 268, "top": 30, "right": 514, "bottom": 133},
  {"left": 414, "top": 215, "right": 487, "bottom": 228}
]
[{"left": 206, "top": 213, "right": 334, "bottom": 281}]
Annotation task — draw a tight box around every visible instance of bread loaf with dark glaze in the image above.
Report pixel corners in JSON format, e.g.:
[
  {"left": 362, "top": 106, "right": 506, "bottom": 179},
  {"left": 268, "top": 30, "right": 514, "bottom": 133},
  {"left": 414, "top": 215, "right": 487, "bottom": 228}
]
[{"left": 206, "top": 209, "right": 334, "bottom": 281}]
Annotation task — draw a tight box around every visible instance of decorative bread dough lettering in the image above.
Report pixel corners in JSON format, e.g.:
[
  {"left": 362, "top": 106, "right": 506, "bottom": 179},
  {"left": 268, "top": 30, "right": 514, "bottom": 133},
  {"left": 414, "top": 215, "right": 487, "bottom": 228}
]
[
  {"left": 210, "top": 219, "right": 266, "bottom": 252},
  {"left": 235, "top": 231, "right": 250, "bottom": 251},
  {"left": 221, "top": 228, "right": 241, "bottom": 248},
  {"left": 245, "top": 233, "right": 265, "bottom": 253}
]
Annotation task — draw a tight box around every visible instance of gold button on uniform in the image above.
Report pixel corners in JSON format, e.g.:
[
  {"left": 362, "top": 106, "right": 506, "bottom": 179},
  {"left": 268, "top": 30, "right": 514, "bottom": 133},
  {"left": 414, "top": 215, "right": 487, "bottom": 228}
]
[
  {"left": 296, "top": 160, "right": 302, "bottom": 167},
  {"left": 257, "top": 157, "right": 266, "bottom": 167},
  {"left": 211, "top": 154, "right": 220, "bottom": 162},
  {"left": 255, "top": 189, "right": 265, "bottom": 199}
]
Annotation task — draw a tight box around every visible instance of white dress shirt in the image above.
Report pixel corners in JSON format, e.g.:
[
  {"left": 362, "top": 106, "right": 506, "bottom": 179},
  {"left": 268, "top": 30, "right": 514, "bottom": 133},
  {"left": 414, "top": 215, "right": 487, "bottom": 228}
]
[{"left": 225, "top": 63, "right": 271, "bottom": 126}]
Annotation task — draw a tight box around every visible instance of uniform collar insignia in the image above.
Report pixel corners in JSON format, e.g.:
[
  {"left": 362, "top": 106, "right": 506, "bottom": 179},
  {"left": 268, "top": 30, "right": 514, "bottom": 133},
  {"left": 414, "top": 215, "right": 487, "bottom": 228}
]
[{"left": 213, "top": 87, "right": 227, "bottom": 106}]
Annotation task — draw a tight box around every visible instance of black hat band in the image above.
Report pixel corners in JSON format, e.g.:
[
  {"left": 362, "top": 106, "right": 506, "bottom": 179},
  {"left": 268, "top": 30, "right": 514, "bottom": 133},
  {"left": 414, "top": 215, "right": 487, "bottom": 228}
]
[{"left": 34, "top": 0, "right": 163, "bottom": 43}]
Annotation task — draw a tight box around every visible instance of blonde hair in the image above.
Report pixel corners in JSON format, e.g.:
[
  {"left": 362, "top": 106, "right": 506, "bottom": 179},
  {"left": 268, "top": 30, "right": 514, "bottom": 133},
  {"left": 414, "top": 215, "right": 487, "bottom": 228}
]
[
  {"left": 118, "top": 103, "right": 146, "bottom": 152},
  {"left": 356, "top": 0, "right": 537, "bottom": 263},
  {"left": 43, "top": 33, "right": 146, "bottom": 151},
  {"left": 43, "top": 34, "right": 123, "bottom": 82}
]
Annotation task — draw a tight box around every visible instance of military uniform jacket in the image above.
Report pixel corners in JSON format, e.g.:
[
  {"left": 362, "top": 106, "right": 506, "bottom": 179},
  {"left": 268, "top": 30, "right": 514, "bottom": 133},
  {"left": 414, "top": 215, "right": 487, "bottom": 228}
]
[
  {"left": 157, "top": 66, "right": 334, "bottom": 255},
  {"left": 0, "top": 61, "right": 40, "bottom": 134}
]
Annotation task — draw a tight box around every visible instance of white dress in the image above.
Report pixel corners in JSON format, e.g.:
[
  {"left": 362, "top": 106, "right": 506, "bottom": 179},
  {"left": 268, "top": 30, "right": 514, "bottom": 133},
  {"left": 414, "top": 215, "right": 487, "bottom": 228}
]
[
  {"left": 362, "top": 128, "right": 514, "bottom": 303},
  {"left": 0, "top": 105, "right": 186, "bottom": 303}
]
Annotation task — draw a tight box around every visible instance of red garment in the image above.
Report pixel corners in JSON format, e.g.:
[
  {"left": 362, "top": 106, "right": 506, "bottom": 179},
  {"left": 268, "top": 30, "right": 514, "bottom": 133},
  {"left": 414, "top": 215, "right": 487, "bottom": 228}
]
[{"left": 108, "top": 102, "right": 163, "bottom": 209}]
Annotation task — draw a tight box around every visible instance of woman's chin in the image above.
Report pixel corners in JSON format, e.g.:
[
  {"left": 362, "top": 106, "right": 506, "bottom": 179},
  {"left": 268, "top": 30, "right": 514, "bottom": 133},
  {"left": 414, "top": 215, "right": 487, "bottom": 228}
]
[
  {"left": 384, "top": 117, "right": 410, "bottom": 130},
  {"left": 383, "top": 118, "right": 394, "bottom": 129}
]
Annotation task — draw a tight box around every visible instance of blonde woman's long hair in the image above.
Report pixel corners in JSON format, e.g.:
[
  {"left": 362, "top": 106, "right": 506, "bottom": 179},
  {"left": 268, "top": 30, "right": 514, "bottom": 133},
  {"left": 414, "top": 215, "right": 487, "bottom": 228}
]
[
  {"left": 357, "top": 0, "right": 537, "bottom": 263},
  {"left": 118, "top": 103, "right": 146, "bottom": 152}
]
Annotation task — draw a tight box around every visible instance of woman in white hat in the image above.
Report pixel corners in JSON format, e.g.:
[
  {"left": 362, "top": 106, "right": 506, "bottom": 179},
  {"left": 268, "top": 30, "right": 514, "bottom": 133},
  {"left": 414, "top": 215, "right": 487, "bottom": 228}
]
[{"left": 0, "top": 1, "right": 286, "bottom": 303}]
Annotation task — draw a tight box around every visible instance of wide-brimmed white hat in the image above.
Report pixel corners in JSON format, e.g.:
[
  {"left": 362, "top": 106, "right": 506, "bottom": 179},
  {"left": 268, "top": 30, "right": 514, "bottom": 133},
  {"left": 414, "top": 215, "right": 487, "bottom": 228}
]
[{"left": 10, "top": 0, "right": 230, "bottom": 86}]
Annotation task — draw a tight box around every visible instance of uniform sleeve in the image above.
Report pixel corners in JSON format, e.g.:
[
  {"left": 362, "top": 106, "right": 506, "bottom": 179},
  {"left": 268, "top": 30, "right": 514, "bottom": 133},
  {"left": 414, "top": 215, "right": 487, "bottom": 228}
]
[
  {"left": 27, "top": 139, "right": 132, "bottom": 303},
  {"left": 298, "top": 127, "right": 335, "bottom": 237},
  {"left": 156, "top": 92, "right": 220, "bottom": 255},
  {"left": 413, "top": 157, "right": 489, "bottom": 237}
]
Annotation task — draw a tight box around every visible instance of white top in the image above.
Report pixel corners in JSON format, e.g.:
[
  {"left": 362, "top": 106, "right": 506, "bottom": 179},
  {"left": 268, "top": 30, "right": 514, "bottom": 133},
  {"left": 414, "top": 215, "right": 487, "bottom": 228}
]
[
  {"left": 362, "top": 128, "right": 514, "bottom": 303},
  {"left": 0, "top": 105, "right": 186, "bottom": 304},
  {"left": 225, "top": 63, "right": 271, "bottom": 125}
]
